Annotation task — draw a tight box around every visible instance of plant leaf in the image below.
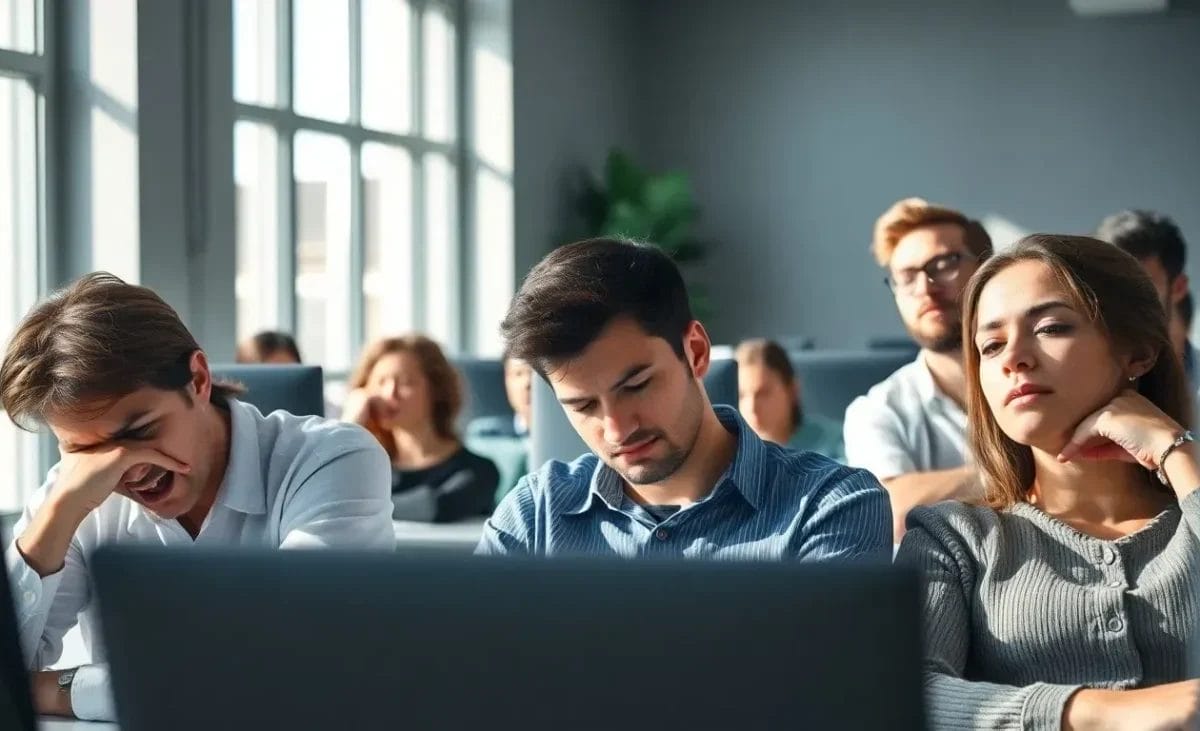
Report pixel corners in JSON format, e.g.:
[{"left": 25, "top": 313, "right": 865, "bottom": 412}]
[{"left": 604, "top": 149, "right": 646, "bottom": 205}]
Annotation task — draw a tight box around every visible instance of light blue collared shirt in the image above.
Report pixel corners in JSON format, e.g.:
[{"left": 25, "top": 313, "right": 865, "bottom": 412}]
[{"left": 477, "top": 405, "right": 891, "bottom": 561}]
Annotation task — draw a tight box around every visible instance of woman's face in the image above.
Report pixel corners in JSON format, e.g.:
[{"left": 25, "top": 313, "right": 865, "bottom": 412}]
[
  {"left": 737, "top": 361, "right": 797, "bottom": 444},
  {"left": 364, "top": 351, "right": 432, "bottom": 430},
  {"left": 973, "top": 260, "right": 1131, "bottom": 455}
]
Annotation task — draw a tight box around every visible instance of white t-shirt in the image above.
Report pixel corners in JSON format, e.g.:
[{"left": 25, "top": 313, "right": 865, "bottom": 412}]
[
  {"left": 843, "top": 353, "right": 968, "bottom": 481},
  {"left": 5, "top": 399, "right": 395, "bottom": 720}
]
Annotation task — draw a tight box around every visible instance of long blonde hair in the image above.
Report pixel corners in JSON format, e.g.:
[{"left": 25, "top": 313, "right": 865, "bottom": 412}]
[{"left": 962, "top": 234, "right": 1192, "bottom": 508}]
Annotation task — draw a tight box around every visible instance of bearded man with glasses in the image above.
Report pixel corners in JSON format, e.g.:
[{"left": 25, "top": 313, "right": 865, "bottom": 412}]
[{"left": 844, "top": 198, "right": 993, "bottom": 542}]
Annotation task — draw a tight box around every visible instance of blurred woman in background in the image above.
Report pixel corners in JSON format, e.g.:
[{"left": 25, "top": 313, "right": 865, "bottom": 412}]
[
  {"left": 735, "top": 338, "right": 844, "bottom": 461},
  {"left": 344, "top": 335, "right": 498, "bottom": 523}
]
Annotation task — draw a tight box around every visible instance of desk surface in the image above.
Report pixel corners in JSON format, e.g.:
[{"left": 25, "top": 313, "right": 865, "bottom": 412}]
[
  {"left": 40, "top": 718, "right": 118, "bottom": 730},
  {"left": 393, "top": 518, "right": 485, "bottom": 544}
]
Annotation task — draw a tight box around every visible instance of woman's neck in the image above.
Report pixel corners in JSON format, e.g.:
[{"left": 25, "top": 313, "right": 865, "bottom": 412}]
[
  {"left": 1028, "top": 447, "right": 1173, "bottom": 530},
  {"left": 390, "top": 423, "right": 458, "bottom": 469}
]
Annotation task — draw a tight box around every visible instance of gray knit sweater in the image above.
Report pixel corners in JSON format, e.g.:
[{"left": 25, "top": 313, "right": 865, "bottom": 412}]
[{"left": 896, "top": 491, "right": 1200, "bottom": 730}]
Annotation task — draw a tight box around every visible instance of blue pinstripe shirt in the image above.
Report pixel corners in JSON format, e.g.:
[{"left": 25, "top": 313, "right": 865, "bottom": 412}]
[{"left": 476, "top": 405, "right": 892, "bottom": 561}]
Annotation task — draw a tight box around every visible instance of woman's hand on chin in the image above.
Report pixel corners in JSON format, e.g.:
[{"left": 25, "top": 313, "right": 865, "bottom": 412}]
[{"left": 1057, "top": 389, "right": 1183, "bottom": 471}]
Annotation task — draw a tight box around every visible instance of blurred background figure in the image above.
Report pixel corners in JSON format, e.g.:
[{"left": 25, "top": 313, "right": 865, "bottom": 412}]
[
  {"left": 465, "top": 349, "right": 532, "bottom": 505},
  {"left": 736, "top": 338, "right": 844, "bottom": 461},
  {"left": 236, "top": 330, "right": 303, "bottom": 365},
  {"left": 344, "top": 335, "right": 498, "bottom": 523}
]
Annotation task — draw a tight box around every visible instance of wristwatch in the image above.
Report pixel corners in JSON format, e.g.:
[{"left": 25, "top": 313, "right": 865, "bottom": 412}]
[{"left": 57, "top": 668, "right": 77, "bottom": 695}]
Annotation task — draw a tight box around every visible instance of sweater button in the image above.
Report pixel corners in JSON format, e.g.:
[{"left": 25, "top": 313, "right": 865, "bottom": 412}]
[
  {"left": 1107, "top": 616, "right": 1124, "bottom": 633},
  {"left": 1101, "top": 546, "right": 1117, "bottom": 565}
]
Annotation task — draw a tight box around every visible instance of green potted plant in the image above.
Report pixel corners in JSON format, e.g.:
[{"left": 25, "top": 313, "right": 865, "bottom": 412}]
[{"left": 575, "top": 149, "right": 712, "bottom": 318}]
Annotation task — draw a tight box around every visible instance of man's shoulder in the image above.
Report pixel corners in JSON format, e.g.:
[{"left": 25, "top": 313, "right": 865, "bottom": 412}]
[
  {"left": 239, "top": 401, "right": 385, "bottom": 472},
  {"left": 516, "top": 453, "right": 598, "bottom": 504},
  {"left": 763, "top": 445, "right": 883, "bottom": 507}
]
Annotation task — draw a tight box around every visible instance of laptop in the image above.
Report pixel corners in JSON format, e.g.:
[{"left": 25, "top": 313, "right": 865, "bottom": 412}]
[
  {"left": 0, "top": 529, "right": 36, "bottom": 731},
  {"left": 93, "top": 547, "right": 925, "bottom": 731}
]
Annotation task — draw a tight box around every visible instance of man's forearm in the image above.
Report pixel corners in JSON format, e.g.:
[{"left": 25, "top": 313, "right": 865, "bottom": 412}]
[
  {"left": 15, "top": 494, "right": 89, "bottom": 577},
  {"left": 882, "top": 465, "right": 979, "bottom": 542}
]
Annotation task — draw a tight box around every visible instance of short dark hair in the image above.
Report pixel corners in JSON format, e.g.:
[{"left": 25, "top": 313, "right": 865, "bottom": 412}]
[
  {"left": 501, "top": 238, "right": 694, "bottom": 374},
  {"left": 237, "top": 330, "right": 302, "bottom": 364},
  {"left": 1095, "top": 210, "right": 1187, "bottom": 280}
]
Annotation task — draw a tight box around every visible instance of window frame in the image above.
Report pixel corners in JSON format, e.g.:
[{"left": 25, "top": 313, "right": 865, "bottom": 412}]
[
  {"left": 234, "top": 0, "right": 474, "bottom": 381},
  {"left": 0, "top": 0, "right": 58, "bottom": 511}
]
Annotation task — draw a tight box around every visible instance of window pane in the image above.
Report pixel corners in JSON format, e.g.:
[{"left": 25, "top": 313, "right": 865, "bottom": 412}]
[
  {"left": 422, "top": 4, "right": 456, "bottom": 142},
  {"left": 363, "top": 143, "right": 413, "bottom": 343},
  {"left": 472, "top": 168, "right": 512, "bottom": 355},
  {"left": 89, "top": 0, "right": 139, "bottom": 281},
  {"left": 423, "top": 153, "right": 457, "bottom": 346},
  {"left": 293, "top": 0, "right": 350, "bottom": 122},
  {"left": 470, "top": 10, "right": 511, "bottom": 173},
  {"left": 0, "top": 0, "right": 37, "bottom": 54},
  {"left": 0, "top": 76, "right": 40, "bottom": 511},
  {"left": 294, "top": 131, "right": 352, "bottom": 371},
  {"left": 233, "top": 0, "right": 278, "bottom": 106},
  {"left": 361, "top": 0, "right": 413, "bottom": 134},
  {"left": 235, "top": 121, "right": 280, "bottom": 342}
]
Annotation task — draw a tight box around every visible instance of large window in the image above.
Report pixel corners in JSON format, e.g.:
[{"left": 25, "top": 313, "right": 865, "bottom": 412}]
[
  {"left": 0, "top": 0, "right": 48, "bottom": 511},
  {"left": 234, "top": 0, "right": 477, "bottom": 380}
]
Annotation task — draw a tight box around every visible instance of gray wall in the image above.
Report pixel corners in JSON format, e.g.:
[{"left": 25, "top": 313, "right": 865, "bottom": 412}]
[
  {"left": 639, "top": 0, "right": 1200, "bottom": 347},
  {"left": 514, "top": 0, "right": 1200, "bottom": 348},
  {"left": 511, "top": 0, "right": 643, "bottom": 280}
]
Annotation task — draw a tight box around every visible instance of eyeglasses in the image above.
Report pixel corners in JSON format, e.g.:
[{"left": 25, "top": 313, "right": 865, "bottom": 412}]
[{"left": 884, "top": 252, "right": 973, "bottom": 295}]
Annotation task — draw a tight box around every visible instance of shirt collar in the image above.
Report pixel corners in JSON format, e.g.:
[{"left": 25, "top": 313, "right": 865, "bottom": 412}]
[
  {"left": 124, "top": 399, "right": 266, "bottom": 532},
  {"left": 915, "top": 351, "right": 955, "bottom": 408},
  {"left": 214, "top": 399, "right": 268, "bottom": 515},
  {"left": 559, "top": 404, "right": 766, "bottom": 516}
]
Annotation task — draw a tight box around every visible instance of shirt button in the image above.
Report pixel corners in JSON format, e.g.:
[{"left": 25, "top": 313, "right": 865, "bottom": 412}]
[
  {"left": 22, "top": 590, "right": 35, "bottom": 606},
  {"left": 655, "top": 528, "right": 669, "bottom": 541},
  {"left": 1107, "top": 616, "right": 1124, "bottom": 633},
  {"left": 1102, "top": 547, "right": 1117, "bottom": 565}
]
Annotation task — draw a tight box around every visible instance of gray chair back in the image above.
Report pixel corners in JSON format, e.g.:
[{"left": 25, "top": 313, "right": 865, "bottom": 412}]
[
  {"left": 789, "top": 350, "right": 914, "bottom": 422},
  {"left": 211, "top": 365, "right": 325, "bottom": 417},
  {"left": 529, "top": 376, "right": 590, "bottom": 468},
  {"left": 702, "top": 358, "right": 739, "bottom": 409},
  {"left": 453, "top": 357, "right": 513, "bottom": 428}
]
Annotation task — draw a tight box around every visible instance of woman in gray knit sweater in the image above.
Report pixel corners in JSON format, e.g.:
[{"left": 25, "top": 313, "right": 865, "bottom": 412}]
[{"left": 897, "top": 234, "right": 1200, "bottom": 730}]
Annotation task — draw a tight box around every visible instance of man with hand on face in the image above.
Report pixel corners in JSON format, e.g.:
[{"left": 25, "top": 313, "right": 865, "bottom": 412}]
[
  {"left": 1, "top": 273, "right": 395, "bottom": 722},
  {"left": 844, "top": 198, "right": 993, "bottom": 542},
  {"left": 476, "top": 238, "right": 891, "bottom": 561}
]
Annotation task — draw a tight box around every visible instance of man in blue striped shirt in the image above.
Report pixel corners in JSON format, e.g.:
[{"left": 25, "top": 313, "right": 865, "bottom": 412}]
[{"left": 477, "top": 238, "right": 891, "bottom": 560}]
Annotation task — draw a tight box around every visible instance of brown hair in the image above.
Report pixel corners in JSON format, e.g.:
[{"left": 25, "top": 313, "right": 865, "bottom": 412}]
[
  {"left": 962, "top": 234, "right": 1192, "bottom": 508},
  {"left": 348, "top": 335, "right": 463, "bottom": 451},
  {"left": 735, "top": 338, "right": 801, "bottom": 430},
  {"left": 0, "top": 272, "right": 242, "bottom": 428},
  {"left": 872, "top": 197, "right": 993, "bottom": 267},
  {"left": 236, "top": 330, "right": 302, "bottom": 364}
]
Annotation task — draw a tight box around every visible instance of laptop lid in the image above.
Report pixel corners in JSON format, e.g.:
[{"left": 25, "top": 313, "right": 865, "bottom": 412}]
[{"left": 94, "top": 547, "right": 924, "bottom": 731}]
